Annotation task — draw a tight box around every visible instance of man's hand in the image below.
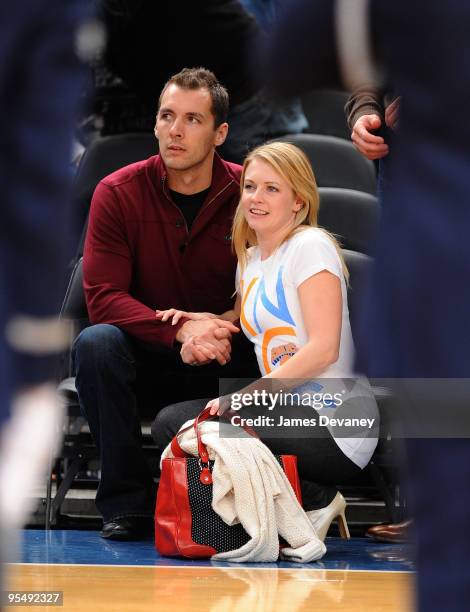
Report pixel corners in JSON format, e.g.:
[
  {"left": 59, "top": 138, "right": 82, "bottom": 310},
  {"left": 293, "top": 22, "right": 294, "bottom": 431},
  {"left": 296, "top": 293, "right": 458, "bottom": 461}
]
[
  {"left": 177, "top": 318, "right": 239, "bottom": 366},
  {"left": 180, "top": 336, "right": 215, "bottom": 366},
  {"left": 385, "top": 97, "right": 401, "bottom": 131},
  {"left": 351, "top": 114, "right": 389, "bottom": 160}
]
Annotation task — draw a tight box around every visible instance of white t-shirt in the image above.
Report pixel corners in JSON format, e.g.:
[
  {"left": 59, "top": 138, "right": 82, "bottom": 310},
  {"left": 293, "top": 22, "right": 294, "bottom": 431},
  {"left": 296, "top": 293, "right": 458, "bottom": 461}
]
[{"left": 237, "top": 228, "right": 378, "bottom": 468}]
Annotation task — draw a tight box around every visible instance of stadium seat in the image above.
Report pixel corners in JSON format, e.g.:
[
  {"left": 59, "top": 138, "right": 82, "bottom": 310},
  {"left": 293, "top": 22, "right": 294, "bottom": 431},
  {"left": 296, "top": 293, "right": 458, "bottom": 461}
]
[
  {"left": 45, "top": 258, "right": 91, "bottom": 528},
  {"left": 343, "top": 249, "right": 405, "bottom": 524},
  {"left": 274, "top": 133, "right": 377, "bottom": 195},
  {"left": 342, "top": 249, "right": 372, "bottom": 347},
  {"left": 300, "top": 89, "right": 351, "bottom": 140},
  {"left": 318, "top": 188, "right": 379, "bottom": 255}
]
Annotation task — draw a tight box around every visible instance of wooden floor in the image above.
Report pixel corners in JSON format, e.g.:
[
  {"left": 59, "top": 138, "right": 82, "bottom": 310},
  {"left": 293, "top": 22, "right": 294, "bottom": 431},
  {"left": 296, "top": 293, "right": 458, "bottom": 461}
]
[{"left": 7, "top": 563, "right": 414, "bottom": 612}]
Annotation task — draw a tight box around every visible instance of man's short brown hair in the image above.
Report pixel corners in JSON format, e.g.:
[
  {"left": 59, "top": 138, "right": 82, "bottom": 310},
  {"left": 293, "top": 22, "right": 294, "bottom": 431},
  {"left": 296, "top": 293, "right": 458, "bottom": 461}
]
[{"left": 158, "top": 67, "right": 229, "bottom": 128}]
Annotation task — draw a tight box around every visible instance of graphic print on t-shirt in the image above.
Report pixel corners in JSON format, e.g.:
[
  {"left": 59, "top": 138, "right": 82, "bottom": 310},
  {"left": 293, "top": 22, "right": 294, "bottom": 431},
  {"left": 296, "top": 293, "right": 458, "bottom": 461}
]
[
  {"left": 271, "top": 342, "right": 299, "bottom": 366},
  {"left": 240, "top": 265, "right": 299, "bottom": 374}
]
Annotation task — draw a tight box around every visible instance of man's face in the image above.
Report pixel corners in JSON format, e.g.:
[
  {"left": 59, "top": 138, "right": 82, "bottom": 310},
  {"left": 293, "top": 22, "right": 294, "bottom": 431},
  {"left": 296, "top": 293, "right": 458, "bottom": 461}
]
[{"left": 155, "top": 84, "right": 228, "bottom": 172}]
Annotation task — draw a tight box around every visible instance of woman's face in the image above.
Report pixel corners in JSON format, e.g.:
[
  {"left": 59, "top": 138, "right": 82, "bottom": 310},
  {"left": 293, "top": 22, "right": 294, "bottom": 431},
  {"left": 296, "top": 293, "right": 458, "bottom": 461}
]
[{"left": 241, "top": 158, "right": 302, "bottom": 237}]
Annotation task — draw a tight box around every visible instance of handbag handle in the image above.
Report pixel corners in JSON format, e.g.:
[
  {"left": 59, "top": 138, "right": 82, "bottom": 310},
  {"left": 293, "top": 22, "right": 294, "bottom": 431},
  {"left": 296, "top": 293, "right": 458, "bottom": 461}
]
[
  {"left": 171, "top": 403, "right": 259, "bottom": 465},
  {"left": 193, "top": 407, "right": 214, "bottom": 464},
  {"left": 194, "top": 406, "right": 260, "bottom": 462},
  {"left": 170, "top": 406, "right": 216, "bottom": 462},
  {"left": 171, "top": 404, "right": 260, "bottom": 485}
]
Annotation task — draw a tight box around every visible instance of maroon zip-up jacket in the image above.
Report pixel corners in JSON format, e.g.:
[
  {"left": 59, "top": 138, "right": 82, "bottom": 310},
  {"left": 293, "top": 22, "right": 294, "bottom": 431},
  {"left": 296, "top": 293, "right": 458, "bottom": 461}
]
[{"left": 83, "top": 152, "right": 241, "bottom": 350}]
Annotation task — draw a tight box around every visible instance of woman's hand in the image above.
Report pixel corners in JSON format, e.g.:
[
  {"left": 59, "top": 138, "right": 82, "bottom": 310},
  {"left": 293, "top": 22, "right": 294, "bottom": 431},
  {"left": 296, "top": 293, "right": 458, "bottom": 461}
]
[
  {"left": 180, "top": 336, "right": 215, "bottom": 366},
  {"left": 205, "top": 396, "right": 233, "bottom": 416},
  {"left": 206, "top": 397, "right": 221, "bottom": 416},
  {"left": 155, "top": 308, "right": 217, "bottom": 325}
]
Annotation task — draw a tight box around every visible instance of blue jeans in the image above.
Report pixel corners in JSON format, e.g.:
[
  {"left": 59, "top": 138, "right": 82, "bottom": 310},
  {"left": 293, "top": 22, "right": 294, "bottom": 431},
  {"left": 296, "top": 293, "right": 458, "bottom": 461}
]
[{"left": 72, "top": 324, "right": 259, "bottom": 522}]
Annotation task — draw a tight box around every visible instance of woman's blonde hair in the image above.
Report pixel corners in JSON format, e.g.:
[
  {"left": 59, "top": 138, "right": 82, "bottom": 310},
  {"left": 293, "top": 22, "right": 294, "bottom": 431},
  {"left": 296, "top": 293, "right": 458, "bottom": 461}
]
[{"left": 232, "top": 141, "right": 348, "bottom": 280}]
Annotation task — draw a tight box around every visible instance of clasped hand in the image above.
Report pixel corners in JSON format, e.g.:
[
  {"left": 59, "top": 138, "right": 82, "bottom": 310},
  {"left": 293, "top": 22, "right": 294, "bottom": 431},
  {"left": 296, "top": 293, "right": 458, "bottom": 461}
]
[{"left": 156, "top": 309, "right": 239, "bottom": 366}]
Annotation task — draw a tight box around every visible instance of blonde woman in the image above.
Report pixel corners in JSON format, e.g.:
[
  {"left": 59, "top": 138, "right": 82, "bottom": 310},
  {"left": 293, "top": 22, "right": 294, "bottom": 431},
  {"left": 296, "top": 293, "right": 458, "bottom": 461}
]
[{"left": 153, "top": 142, "right": 378, "bottom": 541}]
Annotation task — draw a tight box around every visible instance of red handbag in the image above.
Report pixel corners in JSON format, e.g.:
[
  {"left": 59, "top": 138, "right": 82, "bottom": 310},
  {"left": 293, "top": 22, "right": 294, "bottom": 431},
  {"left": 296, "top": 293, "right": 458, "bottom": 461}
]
[{"left": 154, "top": 407, "right": 303, "bottom": 558}]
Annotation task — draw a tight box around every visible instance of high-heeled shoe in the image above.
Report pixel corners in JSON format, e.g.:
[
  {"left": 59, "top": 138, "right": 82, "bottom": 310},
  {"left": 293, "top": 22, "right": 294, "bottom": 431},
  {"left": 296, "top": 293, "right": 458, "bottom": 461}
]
[{"left": 306, "top": 492, "right": 350, "bottom": 541}]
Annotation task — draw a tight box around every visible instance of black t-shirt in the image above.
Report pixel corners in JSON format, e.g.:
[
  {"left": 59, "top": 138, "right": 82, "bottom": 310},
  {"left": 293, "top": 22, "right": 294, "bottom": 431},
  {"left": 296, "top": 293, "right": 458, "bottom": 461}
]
[{"left": 169, "top": 187, "right": 211, "bottom": 230}]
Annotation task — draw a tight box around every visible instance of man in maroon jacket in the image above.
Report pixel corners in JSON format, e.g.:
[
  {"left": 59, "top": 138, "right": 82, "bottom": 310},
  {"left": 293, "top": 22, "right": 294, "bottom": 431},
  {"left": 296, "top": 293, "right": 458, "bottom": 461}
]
[{"left": 72, "top": 68, "right": 259, "bottom": 540}]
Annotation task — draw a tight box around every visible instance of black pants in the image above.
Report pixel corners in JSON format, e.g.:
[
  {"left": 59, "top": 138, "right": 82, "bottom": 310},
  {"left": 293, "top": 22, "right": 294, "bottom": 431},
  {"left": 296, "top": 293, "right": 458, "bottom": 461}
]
[
  {"left": 152, "top": 398, "right": 365, "bottom": 511},
  {"left": 72, "top": 323, "right": 259, "bottom": 522}
]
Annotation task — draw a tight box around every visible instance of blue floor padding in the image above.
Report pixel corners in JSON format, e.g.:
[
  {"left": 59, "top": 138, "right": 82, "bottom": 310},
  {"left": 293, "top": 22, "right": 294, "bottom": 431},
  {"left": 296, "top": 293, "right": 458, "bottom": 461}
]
[{"left": 20, "top": 530, "right": 414, "bottom": 572}]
